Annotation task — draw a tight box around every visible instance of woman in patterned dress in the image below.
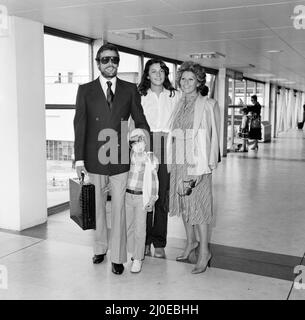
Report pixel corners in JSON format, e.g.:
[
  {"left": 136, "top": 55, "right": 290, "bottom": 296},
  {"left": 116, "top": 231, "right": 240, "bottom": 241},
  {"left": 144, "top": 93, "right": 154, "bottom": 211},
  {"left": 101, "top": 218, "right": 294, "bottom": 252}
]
[{"left": 167, "top": 61, "right": 220, "bottom": 274}]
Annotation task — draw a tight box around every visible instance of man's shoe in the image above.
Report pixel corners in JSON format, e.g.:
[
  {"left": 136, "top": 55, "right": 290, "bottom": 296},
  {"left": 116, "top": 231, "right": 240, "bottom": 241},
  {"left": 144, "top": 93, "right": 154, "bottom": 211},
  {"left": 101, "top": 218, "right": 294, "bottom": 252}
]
[
  {"left": 92, "top": 254, "right": 105, "bottom": 264},
  {"left": 131, "top": 259, "right": 142, "bottom": 273},
  {"left": 112, "top": 263, "right": 124, "bottom": 275},
  {"left": 154, "top": 247, "right": 165, "bottom": 258},
  {"left": 144, "top": 245, "right": 151, "bottom": 256}
]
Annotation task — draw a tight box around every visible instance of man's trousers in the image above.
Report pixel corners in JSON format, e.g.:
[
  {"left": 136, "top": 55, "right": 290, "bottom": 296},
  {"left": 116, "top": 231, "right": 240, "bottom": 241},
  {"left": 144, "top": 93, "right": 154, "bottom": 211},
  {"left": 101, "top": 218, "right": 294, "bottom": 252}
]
[{"left": 89, "top": 172, "right": 128, "bottom": 264}]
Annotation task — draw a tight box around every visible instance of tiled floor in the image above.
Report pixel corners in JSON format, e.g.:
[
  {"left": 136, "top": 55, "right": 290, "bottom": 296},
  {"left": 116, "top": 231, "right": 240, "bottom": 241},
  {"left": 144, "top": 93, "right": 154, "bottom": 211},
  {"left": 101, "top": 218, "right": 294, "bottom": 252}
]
[
  {"left": 0, "top": 233, "right": 293, "bottom": 300},
  {"left": 1, "top": 129, "right": 305, "bottom": 299},
  {"left": 207, "top": 130, "right": 305, "bottom": 257}
]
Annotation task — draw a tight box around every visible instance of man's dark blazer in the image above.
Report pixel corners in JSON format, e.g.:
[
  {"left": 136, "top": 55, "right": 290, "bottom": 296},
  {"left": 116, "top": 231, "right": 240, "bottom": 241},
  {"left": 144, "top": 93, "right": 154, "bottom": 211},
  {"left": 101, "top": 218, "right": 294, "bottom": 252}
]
[{"left": 74, "top": 77, "right": 150, "bottom": 176}]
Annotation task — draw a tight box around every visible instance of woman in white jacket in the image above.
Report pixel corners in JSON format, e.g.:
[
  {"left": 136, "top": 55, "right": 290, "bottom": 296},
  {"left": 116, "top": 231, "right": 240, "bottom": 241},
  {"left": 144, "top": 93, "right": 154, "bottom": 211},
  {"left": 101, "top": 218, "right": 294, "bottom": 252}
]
[{"left": 167, "top": 61, "right": 220, "bottom": 274}]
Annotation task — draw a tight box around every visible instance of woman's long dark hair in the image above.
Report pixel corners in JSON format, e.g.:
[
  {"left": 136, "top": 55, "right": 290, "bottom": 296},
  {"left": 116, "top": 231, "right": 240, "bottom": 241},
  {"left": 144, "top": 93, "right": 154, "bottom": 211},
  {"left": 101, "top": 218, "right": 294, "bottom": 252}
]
[{"left": 138, "top": 59, "right": 177, "bottom": 97}]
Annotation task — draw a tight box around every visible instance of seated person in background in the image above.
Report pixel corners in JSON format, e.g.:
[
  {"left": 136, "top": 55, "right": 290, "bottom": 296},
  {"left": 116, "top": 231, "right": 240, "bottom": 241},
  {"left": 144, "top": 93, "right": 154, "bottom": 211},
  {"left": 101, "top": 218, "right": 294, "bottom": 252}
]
[
  {"left": 125, "top": 129, "right": 159, "bottom": 273},
  {"left": 238, "top": 107, "right": 249, "bottom": 152}
]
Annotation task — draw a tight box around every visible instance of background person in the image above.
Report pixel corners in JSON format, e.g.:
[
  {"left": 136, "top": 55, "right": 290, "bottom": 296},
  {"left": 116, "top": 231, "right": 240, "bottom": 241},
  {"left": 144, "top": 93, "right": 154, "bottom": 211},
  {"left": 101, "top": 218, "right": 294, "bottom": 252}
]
[
  {"left": 74, "top": 43, "right": 150, "bottom": 275},
  {"left": 138, "top": 59, "right": 181, "bottom": 258},
  {"left": 167, "top": 61, "right": 220, "bottom": 274},
  {"left": 247, "top": 94, "right": 262, "bottom": 151}
]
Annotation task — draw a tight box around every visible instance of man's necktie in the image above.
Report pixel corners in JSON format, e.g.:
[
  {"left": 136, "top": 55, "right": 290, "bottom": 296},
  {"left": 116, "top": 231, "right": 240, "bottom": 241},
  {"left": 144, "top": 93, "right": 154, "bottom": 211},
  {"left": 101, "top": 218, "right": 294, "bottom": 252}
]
[{"left": 106, "top": 81, "right": 114, "bottom": 110}]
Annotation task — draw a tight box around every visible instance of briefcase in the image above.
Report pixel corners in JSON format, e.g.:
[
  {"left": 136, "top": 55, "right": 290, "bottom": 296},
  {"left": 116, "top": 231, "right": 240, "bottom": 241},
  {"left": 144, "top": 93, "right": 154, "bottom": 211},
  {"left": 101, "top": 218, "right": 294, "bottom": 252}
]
[{"left": 69, "top": 175, "right": 96, "bottom": 230}]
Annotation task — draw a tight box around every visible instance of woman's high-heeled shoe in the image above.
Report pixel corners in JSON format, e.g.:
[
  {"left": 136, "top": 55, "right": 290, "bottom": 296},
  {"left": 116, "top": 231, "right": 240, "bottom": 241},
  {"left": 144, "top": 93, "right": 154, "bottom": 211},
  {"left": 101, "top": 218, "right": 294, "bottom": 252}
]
[
  {"left": 191, "top": 253, "right": 212, "bottom": 274},
  {"left": 176, "top": 242, "right": 199, "bottom": 262}
]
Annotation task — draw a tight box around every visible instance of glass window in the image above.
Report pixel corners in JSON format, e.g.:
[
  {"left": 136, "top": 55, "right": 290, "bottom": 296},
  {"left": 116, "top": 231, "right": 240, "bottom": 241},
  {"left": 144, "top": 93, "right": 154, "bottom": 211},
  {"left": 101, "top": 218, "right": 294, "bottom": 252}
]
[
  {"left": 256, "top": 82, "right": 265, "bottom": 105},
  {"left": 118, "top": 51, "right": 140, "bottom": 84},
  {"left": 45, "top": 109, "right": 76, "bottom": 207},
  {"left": 44, "top": 34, "right": 90, "bottom": 104},
  {"left": 246, "top": 80, "right": 256, "bottom": 104},
  {"left": 228, "top": 78, "right": 234, "bottom": 106},
  {"left": 227, "top": 78, "right": 246, "bottom": 151},
  {"left": 234, "top": 80, "right": 246, "bottom": 106},
  {"left": 44, "top": 34, "right": 91, "bottom": 208}
]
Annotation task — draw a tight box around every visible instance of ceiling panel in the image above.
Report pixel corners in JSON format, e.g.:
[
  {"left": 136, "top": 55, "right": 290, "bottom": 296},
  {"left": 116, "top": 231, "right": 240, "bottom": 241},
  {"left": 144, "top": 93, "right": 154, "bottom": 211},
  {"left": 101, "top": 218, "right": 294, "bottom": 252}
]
[
  {"left": 3, "top": 0, "right": 305, "bottom": 90},
  {"left": 272, "top": 28, "right": 305, "bottom": 43},
  {"left": 4, "top": 0, "right": 135, "bottom": 14},
  {"left": 163, "top": 0, "right": 304, "bottom": 12}
]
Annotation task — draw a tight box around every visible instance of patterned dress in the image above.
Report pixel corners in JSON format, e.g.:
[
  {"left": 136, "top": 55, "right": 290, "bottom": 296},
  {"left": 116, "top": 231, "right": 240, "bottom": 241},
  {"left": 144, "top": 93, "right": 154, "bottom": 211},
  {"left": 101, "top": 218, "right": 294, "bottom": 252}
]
[{"left": 169, "top": 95, "right": 213, "bottom": 225}]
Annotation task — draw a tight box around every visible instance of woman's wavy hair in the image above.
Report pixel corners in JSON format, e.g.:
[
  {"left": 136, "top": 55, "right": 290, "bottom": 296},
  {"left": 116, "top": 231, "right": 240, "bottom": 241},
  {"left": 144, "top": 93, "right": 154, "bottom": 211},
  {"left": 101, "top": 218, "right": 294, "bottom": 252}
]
[
  {"left": 138, "top": 59, "right": 177, "bottom": 97},
  {"left": 176, "top": 61, "right": 207, "bottom": 96}
]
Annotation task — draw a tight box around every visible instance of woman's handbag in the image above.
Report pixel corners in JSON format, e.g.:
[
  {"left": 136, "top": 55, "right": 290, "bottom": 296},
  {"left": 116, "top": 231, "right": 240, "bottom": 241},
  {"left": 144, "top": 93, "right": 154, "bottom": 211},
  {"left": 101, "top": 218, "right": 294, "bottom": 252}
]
[
  {"left": 69, "top": 173, "right": 96, "bottom": 230},
  {"left": 250, "top": 114, "right": 261, "bottom": 129}
]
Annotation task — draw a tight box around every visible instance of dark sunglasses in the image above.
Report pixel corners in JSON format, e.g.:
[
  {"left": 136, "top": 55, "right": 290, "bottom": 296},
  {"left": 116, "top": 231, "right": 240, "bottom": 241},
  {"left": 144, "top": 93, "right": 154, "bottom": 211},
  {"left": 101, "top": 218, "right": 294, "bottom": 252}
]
[
  {"left": 97, "top": 56, "right": 120, "bottom": 65},
  {"left": 178, "top": 179, "right": 196, "bottom": 197},
  {"left": 129, "top": 135, "right": 145, "bottom": 149}
]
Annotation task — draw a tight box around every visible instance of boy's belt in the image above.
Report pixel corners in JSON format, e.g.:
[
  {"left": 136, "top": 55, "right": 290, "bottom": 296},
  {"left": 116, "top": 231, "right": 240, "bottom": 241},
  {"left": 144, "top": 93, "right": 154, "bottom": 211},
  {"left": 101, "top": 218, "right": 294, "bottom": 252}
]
[{"left": 126, "top": 189, "right": 143, "bottom": 195}]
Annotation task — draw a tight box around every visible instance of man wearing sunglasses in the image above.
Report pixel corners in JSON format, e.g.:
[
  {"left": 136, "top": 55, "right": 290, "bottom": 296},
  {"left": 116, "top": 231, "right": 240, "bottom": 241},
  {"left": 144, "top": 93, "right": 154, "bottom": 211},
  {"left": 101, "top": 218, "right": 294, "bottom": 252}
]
[{"left": 74, "top": 43, "right": 150, "bottom": 275}]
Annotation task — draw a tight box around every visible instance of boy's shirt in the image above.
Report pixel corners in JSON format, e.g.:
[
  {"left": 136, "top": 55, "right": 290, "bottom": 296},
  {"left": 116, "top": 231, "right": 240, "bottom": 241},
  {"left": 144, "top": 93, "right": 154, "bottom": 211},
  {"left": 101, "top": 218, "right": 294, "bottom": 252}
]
[{"left": 127, "top": 151, "right": 159, "bottom": 203}]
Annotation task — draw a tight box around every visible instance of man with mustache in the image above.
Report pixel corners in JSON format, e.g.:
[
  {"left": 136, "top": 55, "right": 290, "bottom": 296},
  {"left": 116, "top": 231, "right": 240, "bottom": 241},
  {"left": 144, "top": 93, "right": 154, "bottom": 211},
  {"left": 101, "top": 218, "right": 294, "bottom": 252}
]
[{"left": 74, "top": 43, "right": 150, "bottom": 275}]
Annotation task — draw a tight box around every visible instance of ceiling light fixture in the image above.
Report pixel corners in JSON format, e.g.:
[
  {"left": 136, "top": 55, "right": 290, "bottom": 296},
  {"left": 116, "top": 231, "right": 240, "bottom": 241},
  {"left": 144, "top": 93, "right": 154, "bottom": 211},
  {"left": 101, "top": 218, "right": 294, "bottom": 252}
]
[
  {"left": 109, "top": 26, "right": 173, "bottom": 40},
  {"left": 266, "top": 50, "right": 282, "bottom": 53},
  {"left": 271, "top": 78, "right": 287, "bottom": 82},
  {"left": 224, "top": 64, "right": 255, "bottom": 71},
  {"left": 190, "top": 52, "right": 226, "bottom": 59},
  {"left": 251, "top": 73, "right": 275, "bottom": 78},
  {"left": 282, "top": 81, "right": 296, "bottom": 84},
  {"left": 189, "top": 53, "right": 202, "bottom": 59}
]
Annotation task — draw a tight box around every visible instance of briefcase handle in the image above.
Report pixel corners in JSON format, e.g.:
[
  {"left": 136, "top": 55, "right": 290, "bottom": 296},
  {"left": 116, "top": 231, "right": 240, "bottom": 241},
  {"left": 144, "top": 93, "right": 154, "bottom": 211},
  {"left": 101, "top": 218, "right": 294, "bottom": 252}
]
[{"left": 80, "top": 172, "right": 85, "bottom": 184}]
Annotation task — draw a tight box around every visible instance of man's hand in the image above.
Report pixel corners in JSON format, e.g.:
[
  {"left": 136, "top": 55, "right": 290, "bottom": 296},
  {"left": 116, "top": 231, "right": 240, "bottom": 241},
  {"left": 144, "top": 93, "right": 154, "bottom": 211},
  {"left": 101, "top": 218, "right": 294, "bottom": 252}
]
[{"left": 76, "top": 165, "right": 88, "bottom": 180}]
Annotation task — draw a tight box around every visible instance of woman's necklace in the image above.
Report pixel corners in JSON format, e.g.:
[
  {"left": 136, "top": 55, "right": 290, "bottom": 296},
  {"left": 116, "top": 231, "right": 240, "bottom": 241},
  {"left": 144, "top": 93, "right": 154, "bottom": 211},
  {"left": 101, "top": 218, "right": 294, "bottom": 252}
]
[
  {"left": 183, "top": 94, "right": 198, "bottom": 112},
  {"left": 184, "top": 93, "right": 198, "bottom": 105}
]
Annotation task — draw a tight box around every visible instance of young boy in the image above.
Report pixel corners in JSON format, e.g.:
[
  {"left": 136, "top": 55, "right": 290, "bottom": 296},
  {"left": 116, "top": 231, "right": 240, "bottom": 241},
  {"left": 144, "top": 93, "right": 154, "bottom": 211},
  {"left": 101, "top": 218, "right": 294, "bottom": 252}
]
[{"left": 126, "top": 129, "right": 159, "bottom": 273}]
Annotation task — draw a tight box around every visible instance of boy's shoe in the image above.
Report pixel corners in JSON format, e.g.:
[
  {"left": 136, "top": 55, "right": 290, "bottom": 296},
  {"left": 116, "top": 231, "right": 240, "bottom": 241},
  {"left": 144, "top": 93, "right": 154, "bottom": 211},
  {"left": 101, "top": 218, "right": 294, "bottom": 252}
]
[{"left": 131, "top": 259, "right": 142, "bottom": 273}]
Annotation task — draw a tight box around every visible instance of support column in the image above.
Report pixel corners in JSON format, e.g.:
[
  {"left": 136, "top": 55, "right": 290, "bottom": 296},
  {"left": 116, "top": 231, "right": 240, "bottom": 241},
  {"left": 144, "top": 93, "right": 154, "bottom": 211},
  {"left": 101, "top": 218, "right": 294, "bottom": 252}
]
[
  {"left": 0, "top": 16, "right": 47, "bottom": 230},
  {"left": 270, "top": 84, "right": 278, "bottom": 138},
  {"left": 264, "top": 82, "right": 271, "bottom": 121},
  {"left": 217, "top": 68, "right": 229, "bottom": 157}
]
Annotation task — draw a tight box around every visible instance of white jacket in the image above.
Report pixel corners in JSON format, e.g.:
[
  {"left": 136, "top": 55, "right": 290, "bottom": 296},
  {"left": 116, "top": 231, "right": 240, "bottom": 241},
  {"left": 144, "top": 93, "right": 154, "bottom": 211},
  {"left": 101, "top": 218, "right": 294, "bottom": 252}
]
[{"left": 167, "top": 95, "right": 220, "bottom": 175}]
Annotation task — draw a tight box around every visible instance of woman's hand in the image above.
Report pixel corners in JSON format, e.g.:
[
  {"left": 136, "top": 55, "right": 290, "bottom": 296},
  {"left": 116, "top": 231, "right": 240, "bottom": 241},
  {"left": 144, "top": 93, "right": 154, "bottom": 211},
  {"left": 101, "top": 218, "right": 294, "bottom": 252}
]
[
  {"left": 144, "top": 196, "right": 157, "bottom": 211},
  {"left": 144, "top": 201, "right": 154, "bottom": 212},
  {"left": 187, "top": 175, "right": 203, "bottom": 187}
]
